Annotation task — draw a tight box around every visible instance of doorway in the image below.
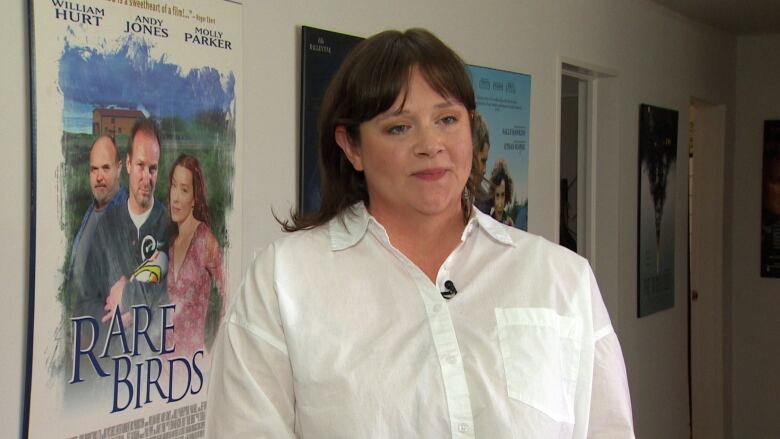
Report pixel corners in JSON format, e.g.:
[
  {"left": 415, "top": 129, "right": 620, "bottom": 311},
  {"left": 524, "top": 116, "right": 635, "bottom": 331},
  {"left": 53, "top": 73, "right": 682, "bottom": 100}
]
[{"left": 559, "top": 68, "right": 594, "bottom": 260}]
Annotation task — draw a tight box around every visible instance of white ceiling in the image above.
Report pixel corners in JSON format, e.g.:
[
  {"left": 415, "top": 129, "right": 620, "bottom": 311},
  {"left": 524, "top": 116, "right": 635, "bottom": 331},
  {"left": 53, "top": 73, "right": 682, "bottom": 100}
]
[{"left": 649, "top": 0, "right": 780, "bottom": 35}]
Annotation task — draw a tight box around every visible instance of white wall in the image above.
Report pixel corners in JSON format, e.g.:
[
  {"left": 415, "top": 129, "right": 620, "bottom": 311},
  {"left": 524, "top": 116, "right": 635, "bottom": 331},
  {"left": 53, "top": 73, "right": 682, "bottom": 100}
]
[
  {"left": 2, "top": 0, "right": 739, "bottom": 438},
  {"left": 1, "top": 1, "right": 30, "bottom": 437},
  {"left": 731, "top": 33, "right": 780, "bottom": 439}
]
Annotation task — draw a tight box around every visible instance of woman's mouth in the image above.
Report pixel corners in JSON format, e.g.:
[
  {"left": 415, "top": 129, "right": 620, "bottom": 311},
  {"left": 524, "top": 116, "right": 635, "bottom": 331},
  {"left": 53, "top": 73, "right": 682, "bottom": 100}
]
[{"left": 413, "top": 168, "right": 447, "bottom": 181}]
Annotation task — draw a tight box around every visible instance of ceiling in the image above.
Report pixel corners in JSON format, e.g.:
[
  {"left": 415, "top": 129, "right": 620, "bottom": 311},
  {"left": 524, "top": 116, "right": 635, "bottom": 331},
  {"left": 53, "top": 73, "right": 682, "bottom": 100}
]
[{"left": 649, "top": 0, "right": 780, "bottom": 35}]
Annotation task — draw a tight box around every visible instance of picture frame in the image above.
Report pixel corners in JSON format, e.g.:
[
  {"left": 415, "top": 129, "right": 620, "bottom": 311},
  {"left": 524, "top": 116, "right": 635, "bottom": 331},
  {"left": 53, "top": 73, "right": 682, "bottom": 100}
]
[
  {"left": 637, "top": 103, "right": 678, "bottom": 317},
  {"left": 25, "top": 1, "right": 243, "bottom": 436}
]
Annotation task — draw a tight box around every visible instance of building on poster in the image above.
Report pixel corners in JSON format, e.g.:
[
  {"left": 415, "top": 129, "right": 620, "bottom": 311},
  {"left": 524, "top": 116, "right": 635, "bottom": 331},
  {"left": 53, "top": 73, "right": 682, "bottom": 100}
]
[
  {"left": 466, "top": 65, "right": 531, "bottom": 231},
  {"left": 26, "top": 1, "right": 243, "bottom": 437},
  {"left": 761, "top": 120, "right": 780, "bottom": 278},
  {"left": 637, "top": 103, "right": 677, "bottom": 317}
]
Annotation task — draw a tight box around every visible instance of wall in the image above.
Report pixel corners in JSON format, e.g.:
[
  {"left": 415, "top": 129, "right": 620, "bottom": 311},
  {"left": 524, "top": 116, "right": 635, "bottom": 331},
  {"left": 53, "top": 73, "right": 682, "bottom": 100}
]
[
  {"left": 1, "top": 1, "right": 30, "bottom": 436},
  {"left": 731, "top": 33, "right": 780, "bottom": 439},
  {"left": 2, "top": 0, "right": 738, "bottom": 438}
]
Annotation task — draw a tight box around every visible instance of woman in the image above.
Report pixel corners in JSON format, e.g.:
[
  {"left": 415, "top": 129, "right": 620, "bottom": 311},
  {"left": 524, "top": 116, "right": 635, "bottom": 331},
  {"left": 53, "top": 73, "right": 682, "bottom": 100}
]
[
  {"left": 206, "top": 29, "right": 634, "bottom": 438},
  {"left": 166, "top": 154, "right": 225, "bottom": 358}
]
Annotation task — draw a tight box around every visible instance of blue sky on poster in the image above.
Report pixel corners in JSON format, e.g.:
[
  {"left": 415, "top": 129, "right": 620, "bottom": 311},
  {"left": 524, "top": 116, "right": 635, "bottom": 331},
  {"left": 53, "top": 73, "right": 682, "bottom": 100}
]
[{"left": 59, "top": 34, "right": 235, "bottom": 133}]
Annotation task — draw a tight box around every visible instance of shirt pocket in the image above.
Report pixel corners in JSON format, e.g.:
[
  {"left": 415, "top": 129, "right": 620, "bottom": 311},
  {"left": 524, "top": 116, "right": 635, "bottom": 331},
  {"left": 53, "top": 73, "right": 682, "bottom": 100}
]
[{"left": 495, "top": 307, "right": 583, "bottom": 423}]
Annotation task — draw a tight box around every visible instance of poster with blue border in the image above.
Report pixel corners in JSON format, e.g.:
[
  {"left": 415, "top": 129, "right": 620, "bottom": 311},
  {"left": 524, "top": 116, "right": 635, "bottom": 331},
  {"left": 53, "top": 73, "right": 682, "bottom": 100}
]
[
  {"left": 467, "top": 65, "right": 531, "bottom": 230},
  {"left": 299, "top": 26, "right": 362, "bottom": 214},
  {"left": 25, "top": 1, "right": 243, "bottom": 437}
]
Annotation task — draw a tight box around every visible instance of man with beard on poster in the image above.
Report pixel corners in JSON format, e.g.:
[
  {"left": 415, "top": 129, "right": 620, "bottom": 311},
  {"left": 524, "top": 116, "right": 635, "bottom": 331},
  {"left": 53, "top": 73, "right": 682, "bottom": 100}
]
[
  {"left": 70, "top": 135, "right": 127, "bottom": 305},
  {"left": 76, "top": 117, "right": 170, "bottom": 368}
]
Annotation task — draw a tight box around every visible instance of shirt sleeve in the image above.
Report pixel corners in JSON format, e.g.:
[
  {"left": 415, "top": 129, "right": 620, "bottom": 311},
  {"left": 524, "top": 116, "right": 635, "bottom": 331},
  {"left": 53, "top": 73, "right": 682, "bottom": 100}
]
[
  {"left": 205, "top": 245, "right": 297, "bottom": 439},
  {"left": 586, "top": 269, "right": 636, "bottom": 439}
]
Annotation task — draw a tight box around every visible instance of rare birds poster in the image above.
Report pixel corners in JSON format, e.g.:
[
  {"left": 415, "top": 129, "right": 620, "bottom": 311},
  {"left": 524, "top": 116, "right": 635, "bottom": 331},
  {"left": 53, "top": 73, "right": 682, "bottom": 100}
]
[{"left": 25, "top": 0, "right": 243, "bottom": 437}]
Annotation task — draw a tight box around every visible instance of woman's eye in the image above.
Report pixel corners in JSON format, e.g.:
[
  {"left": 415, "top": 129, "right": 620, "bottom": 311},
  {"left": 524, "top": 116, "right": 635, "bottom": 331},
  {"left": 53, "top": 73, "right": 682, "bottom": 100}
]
[
  {"left": 441, "top": 115, "right": 458, "bottom": 125},
  {"left": 387, "top": 125, "right": 409, "bottom": 135}
]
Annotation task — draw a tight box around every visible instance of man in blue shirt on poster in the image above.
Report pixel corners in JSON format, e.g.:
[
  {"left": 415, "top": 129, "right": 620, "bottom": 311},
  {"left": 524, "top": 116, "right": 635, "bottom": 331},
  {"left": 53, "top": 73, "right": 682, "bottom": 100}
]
[{"left": 69, "top": 135, "right": 127, "bottom": 298}]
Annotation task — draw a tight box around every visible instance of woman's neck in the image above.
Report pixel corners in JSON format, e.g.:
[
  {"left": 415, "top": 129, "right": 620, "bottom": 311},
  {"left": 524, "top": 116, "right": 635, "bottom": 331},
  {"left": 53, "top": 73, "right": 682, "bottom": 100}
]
[
  {"left": 370, "top": 205, "right": 466, "bottom": 283},
  {"left": 177, "top": 214, "right": 200, "bottom": 241}
]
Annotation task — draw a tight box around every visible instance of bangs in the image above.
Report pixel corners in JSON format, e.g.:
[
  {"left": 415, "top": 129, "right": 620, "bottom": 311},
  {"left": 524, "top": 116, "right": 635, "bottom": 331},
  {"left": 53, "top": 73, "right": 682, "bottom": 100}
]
[{"left": 337, "top": 29, "right": 475, "bottom": 129}]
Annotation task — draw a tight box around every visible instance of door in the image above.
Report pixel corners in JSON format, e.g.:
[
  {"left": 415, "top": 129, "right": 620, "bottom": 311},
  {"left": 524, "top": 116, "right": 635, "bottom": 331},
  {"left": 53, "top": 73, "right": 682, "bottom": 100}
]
[{"left": 689, "top": 102, "right": 726, "bottom": 439}]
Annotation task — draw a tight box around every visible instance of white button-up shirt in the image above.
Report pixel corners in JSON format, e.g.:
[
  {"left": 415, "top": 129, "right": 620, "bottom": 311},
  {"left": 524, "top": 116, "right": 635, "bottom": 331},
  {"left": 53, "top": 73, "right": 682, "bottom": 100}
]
[{"left": 206, "top": 203, "right": 635, "bottom": 438}]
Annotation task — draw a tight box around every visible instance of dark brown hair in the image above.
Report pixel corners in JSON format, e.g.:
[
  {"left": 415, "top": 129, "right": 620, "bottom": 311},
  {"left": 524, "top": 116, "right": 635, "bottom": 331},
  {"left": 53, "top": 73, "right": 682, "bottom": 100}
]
[
  {"left": 282, "top": 28, "right": 479, "bottom": 231},
  {"left": 167, "top": 154, "right": 210, "bottom": 238},
  {"left": 490, "top": 159, "right": 513, "bottom": 204}
]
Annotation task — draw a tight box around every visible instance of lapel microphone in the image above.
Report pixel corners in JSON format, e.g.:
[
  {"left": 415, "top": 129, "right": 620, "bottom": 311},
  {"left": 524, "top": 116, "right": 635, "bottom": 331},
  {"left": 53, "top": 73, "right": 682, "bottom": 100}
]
[{"left": 441, "top": 280, "right": 458, "bottom": 300}]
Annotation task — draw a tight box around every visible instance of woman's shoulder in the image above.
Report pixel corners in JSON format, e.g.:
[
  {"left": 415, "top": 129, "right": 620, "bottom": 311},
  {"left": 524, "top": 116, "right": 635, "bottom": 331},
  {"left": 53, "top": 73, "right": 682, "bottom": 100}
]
[
  {"left": 192, "top": 221, "right": 223, "bottom": 257},
  {"left": 193, "top": 221, "right": 217, "bottom": 243},
  {"left": 513, "top": 227, "right": 586, "bottom": 264},
  {"left": 253, "top": 223, "right": 332, "bottom": 260},
  {"left": 479, "top": 216, "right": 589, "bottom": 274}
]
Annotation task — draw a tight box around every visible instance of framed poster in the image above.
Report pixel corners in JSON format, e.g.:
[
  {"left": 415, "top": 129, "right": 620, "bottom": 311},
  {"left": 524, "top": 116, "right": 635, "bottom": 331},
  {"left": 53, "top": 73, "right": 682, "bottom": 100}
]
[
  {"left": 637, "top": 103, "right": 677, "bottom": 317},
  {"left": 761, "top": 120, "right": 780, "bottom": 277},
  {"left": 299, "top": 26, "right": 362, "bottom": 214},
  {"left": 25, "top": 1, "right": 243, "bottom": 437},
  {"left": 467, "top": 65, "right": 531, "bottom": 230}
]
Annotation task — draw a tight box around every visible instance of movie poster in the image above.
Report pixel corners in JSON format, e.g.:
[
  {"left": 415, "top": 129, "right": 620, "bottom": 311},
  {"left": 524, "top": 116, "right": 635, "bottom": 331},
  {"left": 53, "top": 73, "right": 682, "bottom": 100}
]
[
  {"left": 761, "top": 120, "right": 780, "bottom": 278},
  {"left": 467, "top": 65, "right": 531, "bottom": 230},
  {"left": 25, "top": 1, "right": 242, "bottom": 437},
  {"left": 637, "top": 104, "right": 677, "bottom": 317},
  {"left": 299, "top": 26, "right": 362, "bottom": 214}
]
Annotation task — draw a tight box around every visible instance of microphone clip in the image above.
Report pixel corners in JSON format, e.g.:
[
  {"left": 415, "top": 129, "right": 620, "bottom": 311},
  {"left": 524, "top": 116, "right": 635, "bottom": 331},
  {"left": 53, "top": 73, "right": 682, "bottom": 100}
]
[{"left": 441, "top": 280, "right": 458, "bottom": 300}]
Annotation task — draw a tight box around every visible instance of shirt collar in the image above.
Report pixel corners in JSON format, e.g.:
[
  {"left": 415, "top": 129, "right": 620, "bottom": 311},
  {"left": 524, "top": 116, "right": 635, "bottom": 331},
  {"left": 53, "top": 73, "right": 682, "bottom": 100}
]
[
  {"left": 328, "top": 202, "right": 515, "bottom": 251},
  {"left": 329, "top": 202, "right": 371, "bottom": 251},
  {"left": 470, "top": 207, "right": 515, "bottom": 246}
]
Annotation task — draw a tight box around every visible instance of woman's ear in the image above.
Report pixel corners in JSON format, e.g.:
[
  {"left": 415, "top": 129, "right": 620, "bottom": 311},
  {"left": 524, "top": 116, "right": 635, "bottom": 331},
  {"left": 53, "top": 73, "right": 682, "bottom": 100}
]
[{"left": 335, "top": 126, "right": 364, "bottom": 171}]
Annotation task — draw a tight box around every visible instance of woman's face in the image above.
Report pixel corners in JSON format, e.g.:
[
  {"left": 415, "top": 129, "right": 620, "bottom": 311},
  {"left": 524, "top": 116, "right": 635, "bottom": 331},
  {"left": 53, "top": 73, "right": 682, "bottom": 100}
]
[
  {"left": 493, "top": 179, "right": 506, "bottom": 216},
  {"left": 170, "top": 165, "right": 195, "bottom": 225},
  {"left": 337, "top": 69, "right": 473, "bottom": 221}
]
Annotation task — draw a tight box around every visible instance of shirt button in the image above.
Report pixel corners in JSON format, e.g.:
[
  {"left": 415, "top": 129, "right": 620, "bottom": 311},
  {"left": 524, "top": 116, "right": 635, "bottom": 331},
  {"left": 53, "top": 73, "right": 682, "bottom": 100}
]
[
  {"left": 446, "top": 354, "right": 458, "bottom": 364},
  {"left": 458, "top": 423, "right": 471, "bottom": 433},
  {"left": 432, "top": 304, "right": 442, "bottom": 313}
]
